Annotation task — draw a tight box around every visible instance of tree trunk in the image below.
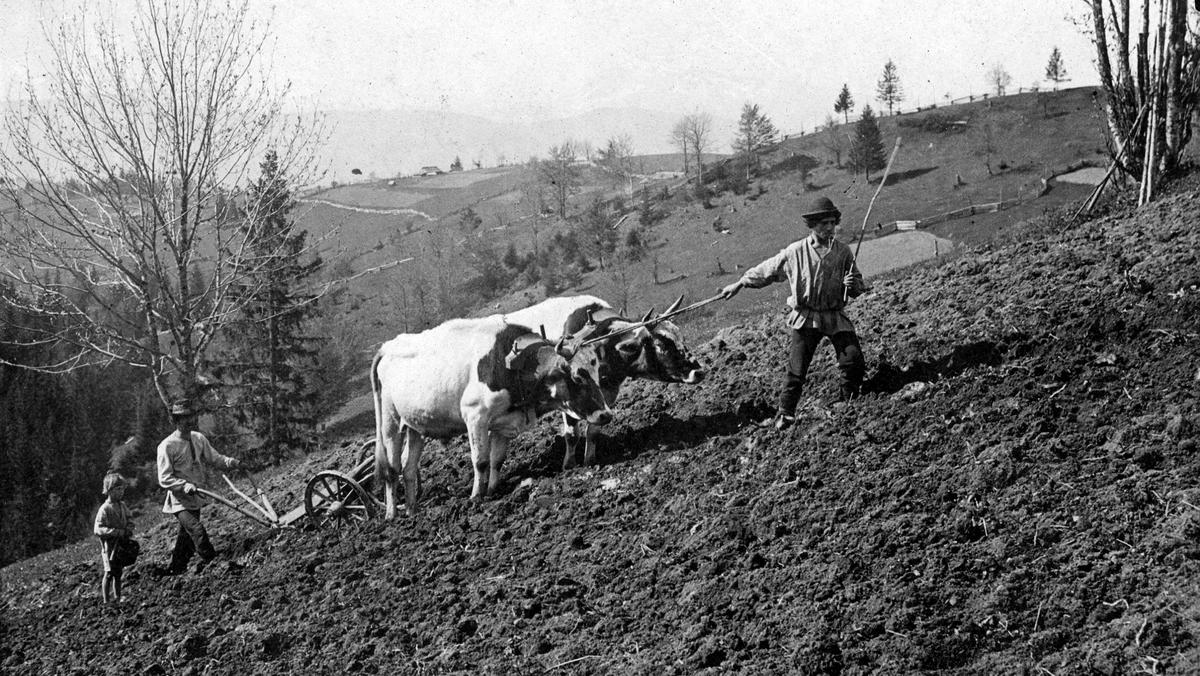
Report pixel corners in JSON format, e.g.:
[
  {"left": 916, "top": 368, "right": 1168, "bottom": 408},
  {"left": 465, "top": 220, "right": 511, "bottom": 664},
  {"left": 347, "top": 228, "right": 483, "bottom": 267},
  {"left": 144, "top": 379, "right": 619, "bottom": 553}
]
[
  {"left": 1090, "top": 1, "right": 1128, "bottom": 162},
  {"left": 267, "top": 297, "right": 279, "bottom": 460},
  {"left": 1163, "top": 0, "right": 1186, "bottom": 166}
]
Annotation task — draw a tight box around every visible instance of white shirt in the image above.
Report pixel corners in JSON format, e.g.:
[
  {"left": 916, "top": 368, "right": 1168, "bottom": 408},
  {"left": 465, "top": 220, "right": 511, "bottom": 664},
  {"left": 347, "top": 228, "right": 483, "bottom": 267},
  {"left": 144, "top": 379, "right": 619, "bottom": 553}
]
[{"left": 156, "top": 430, "right": 237, "bottom": 513}]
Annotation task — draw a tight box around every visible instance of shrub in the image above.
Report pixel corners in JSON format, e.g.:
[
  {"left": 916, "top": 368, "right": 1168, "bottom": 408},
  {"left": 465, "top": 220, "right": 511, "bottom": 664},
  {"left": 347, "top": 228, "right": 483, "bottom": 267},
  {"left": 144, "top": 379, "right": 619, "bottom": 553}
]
[{"left": 897, "top": 111, "right": 963, "bottom": 133}]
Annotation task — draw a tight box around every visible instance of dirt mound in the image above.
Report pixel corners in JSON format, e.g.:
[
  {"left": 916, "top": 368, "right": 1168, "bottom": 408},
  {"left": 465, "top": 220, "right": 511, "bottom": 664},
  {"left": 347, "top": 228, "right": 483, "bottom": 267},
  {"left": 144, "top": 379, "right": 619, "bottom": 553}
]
[{"left": 4, "top": 176, "right": 1200, "bottom": 674}]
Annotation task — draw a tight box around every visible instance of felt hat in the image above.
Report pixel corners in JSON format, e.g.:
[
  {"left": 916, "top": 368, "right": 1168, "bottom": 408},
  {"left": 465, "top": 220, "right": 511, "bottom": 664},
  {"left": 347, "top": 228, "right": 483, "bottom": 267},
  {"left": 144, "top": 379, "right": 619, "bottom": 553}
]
[
  {"left": 169, "top": 399, "right": 196, "bottom": 418},
  {"left": 102, "top": 473, "right": 126, "bottom": 496},
  {"left": 801, "top": 195, "right": 841, "bottom": 221}
]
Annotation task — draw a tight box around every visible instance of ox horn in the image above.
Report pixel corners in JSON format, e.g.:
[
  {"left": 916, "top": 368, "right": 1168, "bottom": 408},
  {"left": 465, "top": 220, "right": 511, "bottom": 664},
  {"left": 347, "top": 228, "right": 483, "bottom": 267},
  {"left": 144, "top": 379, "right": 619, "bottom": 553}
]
[
  {"left": 586, "top": 308, "right": 597, "bottom": 326},
  {"left": 555, "top": 336, "right": 576, "bottom": 359},
  {"left": 639, "top": 308, "right": 655, "bottom": 324}
]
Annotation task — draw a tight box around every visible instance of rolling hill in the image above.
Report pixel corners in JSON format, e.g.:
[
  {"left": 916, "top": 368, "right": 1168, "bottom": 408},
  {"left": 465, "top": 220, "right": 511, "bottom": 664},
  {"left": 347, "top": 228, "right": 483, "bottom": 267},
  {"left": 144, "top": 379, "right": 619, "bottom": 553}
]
[
  {"left": 298, "top": 86, "right": 1110, "bottom": 409},
  {"left": 3, "top": 149, "right": 1198, "bottom": 673},
  {"left": 5, "top": 84, "right": 1200, "bottom": 673},
  {"left": 319, "top": 107, "right": 737, "bottom": 182}
]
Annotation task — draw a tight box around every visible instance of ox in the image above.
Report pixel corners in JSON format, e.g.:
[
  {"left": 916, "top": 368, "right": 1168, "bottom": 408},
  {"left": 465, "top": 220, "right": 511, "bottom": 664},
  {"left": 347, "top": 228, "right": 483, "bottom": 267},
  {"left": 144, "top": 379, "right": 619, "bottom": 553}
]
[
  {"left": 372, "top": 315, "right": 612, "bottom": 519},
  {"left": 504, "top": 294, "right": 704, "bottom": 469}
]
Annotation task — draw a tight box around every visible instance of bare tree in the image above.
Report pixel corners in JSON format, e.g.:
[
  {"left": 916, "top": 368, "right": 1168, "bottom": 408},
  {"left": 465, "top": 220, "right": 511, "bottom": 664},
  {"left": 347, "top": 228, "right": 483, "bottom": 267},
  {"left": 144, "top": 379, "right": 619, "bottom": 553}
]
[
  {"left": 732, "top": 103, "right": 779, "bottom": 180},
  {"left": 669, "top": 119, "right": 691, "bottom": 177},
  {"left": 682, "top": 112, "right": 714, "bottom": 186},
  {"left": 1086, "top": 0, "right": 1199, "bottom": 203},
  {"left": 534, "top": 141, "right": 581, "bottom": 219},
  {"left": 0, "top": 0, "right": 326, "bottom": 406},
  {"left": 596, "top": 134, "right": 636, "bottom": 196},
  {"left": 577, "top": 140, "right": 594, "bottom": 164},
  {"left": 987, "top": 64, "right": 1013, "bottom": 96},
  {"left": 822, "top": 114, "right": 847, "bottom": 167},
  {"left": 975, "top": 117, "right": 998, "bottom": 175}
]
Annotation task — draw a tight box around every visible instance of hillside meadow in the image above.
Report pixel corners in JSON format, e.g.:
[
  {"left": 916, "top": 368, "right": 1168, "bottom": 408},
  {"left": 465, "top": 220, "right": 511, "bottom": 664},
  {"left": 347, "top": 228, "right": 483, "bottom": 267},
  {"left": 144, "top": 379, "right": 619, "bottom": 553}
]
[
  {"left": 3, "top": 156, "right": 1198, "bottom": 674},
  {"left": 301, "top": 87, "right": 1108, "bottom": 391}
]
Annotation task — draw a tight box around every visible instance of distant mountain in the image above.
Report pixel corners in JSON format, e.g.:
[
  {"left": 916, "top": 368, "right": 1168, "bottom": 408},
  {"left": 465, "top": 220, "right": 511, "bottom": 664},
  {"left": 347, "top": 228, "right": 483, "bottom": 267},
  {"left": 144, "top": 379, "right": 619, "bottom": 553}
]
[{"left": 319, "top": 107, "right": 735, "bottom": 182}]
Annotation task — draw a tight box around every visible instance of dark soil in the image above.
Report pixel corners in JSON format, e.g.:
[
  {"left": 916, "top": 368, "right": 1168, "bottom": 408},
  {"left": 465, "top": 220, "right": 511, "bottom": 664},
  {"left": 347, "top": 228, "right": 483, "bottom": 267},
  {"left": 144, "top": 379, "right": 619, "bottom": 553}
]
[{"left": 4, "top": 175, "right": 1200, "bottom": 674}]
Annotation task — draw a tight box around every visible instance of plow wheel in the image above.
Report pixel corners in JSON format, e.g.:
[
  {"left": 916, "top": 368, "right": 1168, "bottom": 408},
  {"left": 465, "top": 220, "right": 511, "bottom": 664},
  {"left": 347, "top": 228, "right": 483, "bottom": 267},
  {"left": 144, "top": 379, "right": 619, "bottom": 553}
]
[{"left": 304, "top": 471, "right": 374, "bottom": 528}]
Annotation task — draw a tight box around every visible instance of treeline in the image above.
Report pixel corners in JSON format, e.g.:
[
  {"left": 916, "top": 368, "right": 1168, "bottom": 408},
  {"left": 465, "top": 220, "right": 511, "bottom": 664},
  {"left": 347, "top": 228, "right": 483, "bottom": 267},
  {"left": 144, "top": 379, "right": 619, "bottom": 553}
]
[
  {"left": 0, "top": 287, "right": 166, "bottom": 565},
  {"left": 0, "top": 150, "right": 333, "bottom": 565}
]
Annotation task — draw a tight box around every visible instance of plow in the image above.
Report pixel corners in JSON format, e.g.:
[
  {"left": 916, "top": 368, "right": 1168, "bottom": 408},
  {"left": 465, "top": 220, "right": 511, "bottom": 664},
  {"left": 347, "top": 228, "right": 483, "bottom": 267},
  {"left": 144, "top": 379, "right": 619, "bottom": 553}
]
[
  {"left": 201, "top": 293, "right": 724, "bottom": 531},
  {"left": 197, "top": 442, "right": 378, "bottom": 530}
]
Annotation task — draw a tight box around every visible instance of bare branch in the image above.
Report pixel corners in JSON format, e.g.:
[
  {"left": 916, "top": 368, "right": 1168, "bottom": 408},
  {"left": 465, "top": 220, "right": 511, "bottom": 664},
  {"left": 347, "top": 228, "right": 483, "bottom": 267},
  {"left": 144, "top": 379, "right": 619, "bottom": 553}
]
[{"left": 0, "top": 0, "right": 327, "bottom": 403}]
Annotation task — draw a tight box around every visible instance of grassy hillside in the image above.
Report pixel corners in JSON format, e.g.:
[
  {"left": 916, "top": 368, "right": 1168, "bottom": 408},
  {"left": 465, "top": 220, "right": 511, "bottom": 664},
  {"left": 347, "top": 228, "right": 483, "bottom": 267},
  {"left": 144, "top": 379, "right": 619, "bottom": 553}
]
[
  {"left": 4, "top": 160, "right": 1198, "bottom": 674},
  {"left": 302, "top": 88, "right": 1107, "bottom": 388}
]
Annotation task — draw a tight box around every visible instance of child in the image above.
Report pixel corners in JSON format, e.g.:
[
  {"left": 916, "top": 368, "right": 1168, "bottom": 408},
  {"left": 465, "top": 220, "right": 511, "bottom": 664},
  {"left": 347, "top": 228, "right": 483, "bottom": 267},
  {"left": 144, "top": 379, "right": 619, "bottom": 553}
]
[{"left": 93, "top": 473, "right": 134, "bottom": 603}]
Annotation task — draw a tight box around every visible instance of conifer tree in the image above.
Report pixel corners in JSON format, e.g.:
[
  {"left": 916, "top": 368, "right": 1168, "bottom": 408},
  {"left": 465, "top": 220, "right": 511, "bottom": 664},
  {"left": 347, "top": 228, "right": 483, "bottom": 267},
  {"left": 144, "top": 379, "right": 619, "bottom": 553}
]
[
  {"left": 1044, "top": 47, "right": 1068, "bottom": 90},
  {"left": 848, "top": 106, "right": 887, "bottom": 181},
  {"left": 876, "top": 60, "right": 904, "bottom": 115},
  {"left": 221, "top": 151, "right": 322, "bottom": 465},
  {"left": 834, "top": 84, "right": 855, "bottom": 124}
]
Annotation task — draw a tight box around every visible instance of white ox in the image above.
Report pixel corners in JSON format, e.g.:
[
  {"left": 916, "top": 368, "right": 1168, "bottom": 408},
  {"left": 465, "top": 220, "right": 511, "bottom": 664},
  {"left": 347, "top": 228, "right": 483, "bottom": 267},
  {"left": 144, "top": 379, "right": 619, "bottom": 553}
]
[
  {"left": 504, "top": 295, "right": 704, "bottom": 469},
  {"left": 372, "top": 315, "right": 612, "bottom": 519}
]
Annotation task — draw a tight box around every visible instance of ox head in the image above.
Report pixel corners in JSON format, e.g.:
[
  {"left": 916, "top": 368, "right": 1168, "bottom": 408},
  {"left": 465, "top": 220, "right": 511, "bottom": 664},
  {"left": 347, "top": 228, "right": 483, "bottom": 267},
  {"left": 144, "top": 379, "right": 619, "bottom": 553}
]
[
  {"left": 604, "top": 296, "right": 705, "bottom": 385},
  {"left": 534, "top": 336, "right": 613, "bottom": 426}
]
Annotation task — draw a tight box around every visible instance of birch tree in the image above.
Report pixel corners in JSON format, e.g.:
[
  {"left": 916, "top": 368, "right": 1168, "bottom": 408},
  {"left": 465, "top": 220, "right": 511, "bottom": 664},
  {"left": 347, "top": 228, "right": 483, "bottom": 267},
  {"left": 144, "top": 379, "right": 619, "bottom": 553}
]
[
  {"left": 0, "top": 0, "right": 326, "bottom": 407},
  {"left": 1086, "top": 0, "right": 1198, "bottom": 202}
]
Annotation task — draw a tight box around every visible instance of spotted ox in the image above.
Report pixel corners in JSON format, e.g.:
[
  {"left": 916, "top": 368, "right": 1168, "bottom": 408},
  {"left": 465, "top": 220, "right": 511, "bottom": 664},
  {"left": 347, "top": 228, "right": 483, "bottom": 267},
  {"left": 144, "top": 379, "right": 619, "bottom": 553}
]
[
  {"left": 504, "top": 295, "right": 704, "bottom": 469},
  {"left": 372, "top": 315, "right": 612, "bottom": 519}
]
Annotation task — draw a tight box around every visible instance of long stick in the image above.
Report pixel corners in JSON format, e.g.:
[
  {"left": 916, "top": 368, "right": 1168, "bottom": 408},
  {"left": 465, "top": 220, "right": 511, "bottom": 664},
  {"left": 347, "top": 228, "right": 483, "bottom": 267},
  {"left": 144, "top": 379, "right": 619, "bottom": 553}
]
[
  {"left": 844, "top": 137, "right": 902, "bottom": 301},
  {"left": 580, "top": 294, "right": 724, "bottom": 346},
  {"left": 853, "top": 137, "right": 903, "bottom": 260},
  {"left": 1074, "top": 101, "right": 1150, "bottom": 221}
]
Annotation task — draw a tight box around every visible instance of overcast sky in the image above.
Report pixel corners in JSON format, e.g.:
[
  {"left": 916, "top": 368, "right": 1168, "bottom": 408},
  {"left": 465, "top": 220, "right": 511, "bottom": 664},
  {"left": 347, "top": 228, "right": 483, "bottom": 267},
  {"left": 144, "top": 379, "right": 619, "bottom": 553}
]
[{"left": 3, "top": 0, "right": 1098, "bottom": 134}]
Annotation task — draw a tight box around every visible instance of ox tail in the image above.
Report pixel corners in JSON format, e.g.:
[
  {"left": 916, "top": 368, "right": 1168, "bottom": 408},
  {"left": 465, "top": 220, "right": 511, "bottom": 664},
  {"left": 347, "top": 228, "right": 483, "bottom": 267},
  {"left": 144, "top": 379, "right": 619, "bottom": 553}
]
[{"left": 371, "top": 351, "right": 392, "bottom": 492}]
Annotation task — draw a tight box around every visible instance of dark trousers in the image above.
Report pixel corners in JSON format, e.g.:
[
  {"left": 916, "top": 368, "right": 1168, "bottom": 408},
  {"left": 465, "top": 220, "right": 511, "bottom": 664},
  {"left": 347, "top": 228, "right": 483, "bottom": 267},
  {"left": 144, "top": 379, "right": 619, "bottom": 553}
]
[
  {"left": 169, "top": 508, "right": 216, "bottom": 572},
  {"left": 779, "top": 329, "right": 865, "bottom": 413}
]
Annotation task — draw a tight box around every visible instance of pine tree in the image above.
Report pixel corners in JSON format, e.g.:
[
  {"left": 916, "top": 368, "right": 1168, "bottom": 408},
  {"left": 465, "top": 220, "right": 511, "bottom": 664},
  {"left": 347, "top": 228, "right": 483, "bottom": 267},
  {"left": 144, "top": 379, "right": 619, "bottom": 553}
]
[
  {"left": 1045, "top": 47, "right": 1067, "bottom": 90},
  {"left": 848, "top": 106, "right": 887, "bottom": 181},
  {"left": 876, "top": 60, "right": 904, "bottom": 115},
  {"left": 833, "top": 84, "right": 855, "bottom": 124},
  {"left": 222, "top": 151, "right": 322, "bottom": 465}
]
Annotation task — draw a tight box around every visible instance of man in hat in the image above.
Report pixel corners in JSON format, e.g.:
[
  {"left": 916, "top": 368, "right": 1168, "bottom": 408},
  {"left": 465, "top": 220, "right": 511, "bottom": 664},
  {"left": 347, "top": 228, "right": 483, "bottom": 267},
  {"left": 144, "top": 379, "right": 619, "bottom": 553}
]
[
  {"left": 156, "top": 399, "right": 242, "bottom": 574},
  {"left": 720, "top": 195, "right": 868, "bottom": 429}
]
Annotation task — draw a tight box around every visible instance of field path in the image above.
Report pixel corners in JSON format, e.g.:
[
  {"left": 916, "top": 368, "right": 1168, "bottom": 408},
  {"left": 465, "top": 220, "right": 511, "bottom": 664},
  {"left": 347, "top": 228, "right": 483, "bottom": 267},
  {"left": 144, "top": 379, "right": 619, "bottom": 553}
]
[{"left": 298, "top": 198, "right": 434, "bottom": 220}]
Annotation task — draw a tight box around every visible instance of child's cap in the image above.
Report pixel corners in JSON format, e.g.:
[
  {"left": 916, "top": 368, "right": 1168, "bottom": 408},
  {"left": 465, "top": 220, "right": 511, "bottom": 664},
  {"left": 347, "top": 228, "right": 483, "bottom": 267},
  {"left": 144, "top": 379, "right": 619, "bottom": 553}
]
[{"left": 102, "top": 473, "right": 126, "bottom": 496}]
